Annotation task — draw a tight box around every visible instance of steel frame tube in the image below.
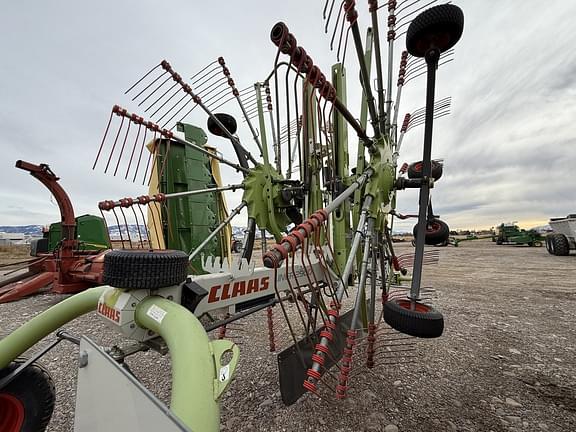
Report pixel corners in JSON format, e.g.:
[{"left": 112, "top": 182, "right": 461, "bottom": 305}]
[
  {"left": 308, "top": 195, "right": 372, "bottom": 376},
  {"left": 349, "top": 20, "right": 380, "bottom": 137},
  {"left": 370, "top": 5, "right": 387, "bottom": 134},
  {"left": 351, "top": 217, "right": 375, "bottom": 329},
  {"left": 189, "top": 202, "right": 246, "bottom": 261},
  {"left": 410, "top": 49, "right": 440, "bottom": 300},
  {"left": 325, "top": 168, "right": 373, "bottom": 215},
  {"left": 0, "top": 287, "right": 107, "bottom": 369},
  {"left": 233, "top": 92, "right": 263, "bottom": 155},
  {"left": 169, "top": 135, "right": 250, "bottom": 174},
  {"left": 105, "top": 184, "right": 244, "bottom": 208},
  {"left": 334, "top": 195, "right": 373, "bottom": 300},
  {"left": 135, "top": 297, "right": 236, "bottom": 432},
  {"left": 369, "top": 228, "right": 378, "bottom": 323}
]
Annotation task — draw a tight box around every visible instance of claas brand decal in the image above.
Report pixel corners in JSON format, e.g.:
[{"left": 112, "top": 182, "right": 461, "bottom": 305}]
[
  {"left": 97, "top": 302, "right": 121, "bottom": 323},
  {"left": 208, "top": 276, "right": 270, "bottom": 303}
]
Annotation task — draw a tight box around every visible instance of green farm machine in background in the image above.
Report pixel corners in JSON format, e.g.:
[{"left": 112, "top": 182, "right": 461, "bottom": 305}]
[
  {"left": 153, "top": 122, "right": 231, "bottom": 273},
  {"left": 493, "top": 222, "right": 543, "bottom": 247},
  {"left": 35, "top": 214, "right": 111, "bottom": 254}
]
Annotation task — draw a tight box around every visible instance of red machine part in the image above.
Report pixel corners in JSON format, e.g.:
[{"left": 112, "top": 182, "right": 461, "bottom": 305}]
[{"left": 0, "top": 161, "right": 107, "bottom": 303}]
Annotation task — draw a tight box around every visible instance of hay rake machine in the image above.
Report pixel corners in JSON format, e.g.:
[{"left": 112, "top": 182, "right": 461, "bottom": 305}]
[{"left": 0, "top": 1, "right": 463, "bottom": 430}]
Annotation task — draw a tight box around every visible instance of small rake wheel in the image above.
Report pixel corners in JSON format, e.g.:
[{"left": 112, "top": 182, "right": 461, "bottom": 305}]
[
  {"left": 413, "top": 218, "right": 450, "bottom": 245},
  {"left": 103, "top": 249, "right": 189, "bottom": 289},
  {"left": 0, "top": 359, "right": 56, "bottom": 432},
  {"left": 407, "top": 160, "right": 443, "bottom": 181},
  {"left": 207, "top": 113, "right": 238, "bottom": 136},
  {"left": 406, "top": 4, "right": 465, "bottom": 57},
  {"left": 383, "top": 299, "right": 444, "bottom": 338}
]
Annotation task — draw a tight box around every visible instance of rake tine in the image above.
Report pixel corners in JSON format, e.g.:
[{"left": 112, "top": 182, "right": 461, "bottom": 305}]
[
  {"left": 142, "top": 133, "right": 157, "bottom": 185},
  {"left": 93, "top": 109, "right": 114, "bottom": 170},
  {"left": 124, "top": 123, "right": 142, "bottom": 180},
  {"left": 205, "top": 93, "right": 236, "bottom": 113},
  {"left": 136, "top": 204, "right": 151, "bottom": 245},
  {"left": 111, "top": 207, "right": 126, "bottom": 249},
  {"left": 132, "top": 128, "right": 148, "bottom": 182},
  {"left": 196, "top": 76, "right": 227, "bottom": 98},
  {"left": 324, "top": 0, "right": 340, "bottom": 33},
  {"left": 130, "top": 70, "right": 168, "bottom": 101},
  {"left": 404, "top": 58, "right": 454, "bottom": 83},
  {"left": 240, "top": 99, "right": 260, "bottom": 113},
  {"left": 371, "top": 359, "right": 417, "bottom": 367},
  {"left": 147, "top": 200, "right": 163, "bottom": 249},
  {"left": 137, "top": 75, "right": 172, "bottom": 107},
  {"left": 130, "top": 205, "right": 143, "bottom": 248},
  {"left": 329, "top": 1, "right": 345, "bottom": 51},
  {"left": 396, "top": 0, "right": 439, "bottom": 28},
  {"left": 190, "top": 60, "right": 218, "bottom": 81},
  {"left": 119, "top": 207, "right": 133, "bottom": 247},
  {"left": 144, "top": 83, "right": 180, "bottom": 112},
  {"left": 149, "top": 86, "right": 183, "bottom": 119},
  {"left": 202, "top": 86, "right": 232, "bottom": 109},
  {"left": 125, "top": 63, "right": 163, "bottom": 95},
  {"left": 193, "top": 72, "right": 221, "bottom": 93},
  {"left": 113, "top": 120, "right": 132, "bottom": 177},
  {"left": 104, "top": 116, "right": 125, "bottom": 174},
  {"left": 160, "top": 97, "right": 195, "bottom": 129},
  {"left": 323, "top": 0, "right": 334, "bottom": 19},
  {"left": 191, "top": 64, "right": 220, "bottom": 87}
]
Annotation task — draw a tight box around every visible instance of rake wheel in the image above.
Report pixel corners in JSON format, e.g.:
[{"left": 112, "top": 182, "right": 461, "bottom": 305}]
[
  {"left": 406, "top": 4, "right": 465, "bottom": 57},
  {"left": 383, "top": 299, "right": 444, "bottom": 338},
  {"left": 413, "top": 218, "right": 450, "bottom": 245},
  {"left": 0, "top": 360, "right": 56, "bottom": 432},
  {"left": 407, "top": 160, "right": 443, "bottom": 181}
]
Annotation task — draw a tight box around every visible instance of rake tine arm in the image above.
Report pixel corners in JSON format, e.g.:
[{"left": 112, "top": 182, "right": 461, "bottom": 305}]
[
  {"left": 270, "top": 22, "right": 373, "bottom": 149},
  {"left": 110, "top": 105, "right": 250, "bottom": 174}
]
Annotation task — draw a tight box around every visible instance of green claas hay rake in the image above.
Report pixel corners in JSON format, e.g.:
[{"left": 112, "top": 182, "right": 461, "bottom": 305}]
[{"left": 0, "top": 2, "right": 464, "bottom": 430}]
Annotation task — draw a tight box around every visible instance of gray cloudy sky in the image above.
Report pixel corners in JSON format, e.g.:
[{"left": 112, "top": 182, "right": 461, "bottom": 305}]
[{"left": 1, "top": 1, "right": 574, "bottom": 232}]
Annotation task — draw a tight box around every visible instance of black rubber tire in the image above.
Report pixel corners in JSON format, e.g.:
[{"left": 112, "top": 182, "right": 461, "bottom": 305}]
[
  {"left": 407, "top": 160, "right": 443, "bottom": 181},
  {"left": 545, "top": 235, "right": 553, "bottom": 254},
  {"left": 406, "top": 4, "right": 464, "bottom": 57},
  {"left": 0, "top": 360, "right": 55, "bottom": 432},
  {"left": 207, "top": 113, "right": 237, "bottom": 136},
  {"left": 547, "top": 233, "right": 570, "bottom": 256},
  {"left": 496, "top": 236, "right": 503, "bottom": 245},
  {"left": 413, "top": 218, "right": 450, "bottom": 245},
  {"left": 231, "top": 240, "right": 242, "bottom": 254},
  {"left": 383, "top": 299, "right": 444, "bottom": 338},
  {"left": 103, "top": 249, "right": 188, "bottom": 289}
]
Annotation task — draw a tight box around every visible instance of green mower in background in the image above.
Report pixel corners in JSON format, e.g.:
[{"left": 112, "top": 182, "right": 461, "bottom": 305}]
[{"left": 493, "top": 222, "right": 544, "bottom": 247}]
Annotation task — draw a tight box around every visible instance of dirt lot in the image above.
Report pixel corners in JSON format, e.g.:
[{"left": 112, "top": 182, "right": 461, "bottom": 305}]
[{"left": 0, "top": 240, "right": 575, "bottom": 431}]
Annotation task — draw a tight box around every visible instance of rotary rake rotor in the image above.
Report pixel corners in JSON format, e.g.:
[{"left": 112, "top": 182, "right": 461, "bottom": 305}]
[{"left": 91, "top": 0, "right": 463, "bottom": 406}]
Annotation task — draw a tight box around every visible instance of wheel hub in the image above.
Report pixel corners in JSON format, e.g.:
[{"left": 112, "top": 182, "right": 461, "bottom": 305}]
[{"left": 0, "top": 393, "right": 25, "bottom": 431}]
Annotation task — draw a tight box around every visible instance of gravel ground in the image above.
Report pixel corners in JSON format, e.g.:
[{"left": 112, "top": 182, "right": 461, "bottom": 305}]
[{"left": 1, "top": 240, "right": 575, "bottom": 431}]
